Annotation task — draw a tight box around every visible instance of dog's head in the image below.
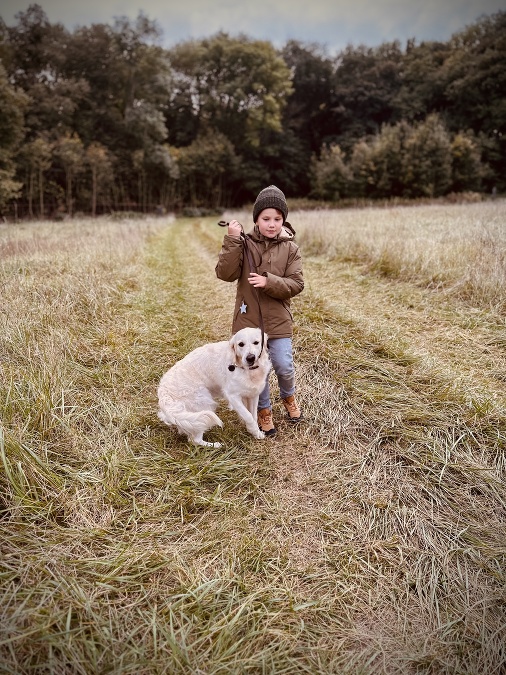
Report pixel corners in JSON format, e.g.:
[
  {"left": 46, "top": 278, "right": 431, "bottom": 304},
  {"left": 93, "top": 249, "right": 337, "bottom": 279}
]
[{"left": 229, "top": 327, "right": 268, "bottom": 370}]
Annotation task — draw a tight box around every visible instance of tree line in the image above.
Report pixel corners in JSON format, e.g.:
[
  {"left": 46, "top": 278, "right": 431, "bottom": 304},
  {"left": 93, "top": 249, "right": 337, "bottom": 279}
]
[{"left": 0, "top": 4, "right": 505, "bottom": 218}]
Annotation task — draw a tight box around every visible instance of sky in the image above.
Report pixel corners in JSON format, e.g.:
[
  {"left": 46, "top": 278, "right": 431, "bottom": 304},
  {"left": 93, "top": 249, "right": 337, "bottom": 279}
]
[{"left": 2, "top": 0, "right": 505, "bottom": 53}]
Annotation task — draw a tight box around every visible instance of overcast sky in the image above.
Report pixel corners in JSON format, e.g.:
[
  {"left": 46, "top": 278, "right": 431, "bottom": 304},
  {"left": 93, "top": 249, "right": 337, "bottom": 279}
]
[{"left": 2, "top": 0, "right": 504, "bottom": 53}]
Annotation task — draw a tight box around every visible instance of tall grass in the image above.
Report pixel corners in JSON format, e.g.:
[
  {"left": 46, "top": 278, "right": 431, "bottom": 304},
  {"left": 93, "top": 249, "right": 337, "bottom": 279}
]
[
  {"left": 294, "top": 200, "right": 506, "bottom": 313},
  {"left": 1, "top": 206, "right": 505, "bottom": 673}
]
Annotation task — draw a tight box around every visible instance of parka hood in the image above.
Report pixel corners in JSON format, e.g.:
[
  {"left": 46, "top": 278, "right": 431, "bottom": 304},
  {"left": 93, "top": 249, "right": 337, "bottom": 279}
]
[{"left": 249, "top": 221, "right": 296, "bottom": 243}]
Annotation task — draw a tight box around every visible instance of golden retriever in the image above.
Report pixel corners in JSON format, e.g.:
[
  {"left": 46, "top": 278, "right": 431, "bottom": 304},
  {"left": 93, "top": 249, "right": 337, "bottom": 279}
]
[{"left": 157, "top": 327, "right": 270, "bottom": 447}]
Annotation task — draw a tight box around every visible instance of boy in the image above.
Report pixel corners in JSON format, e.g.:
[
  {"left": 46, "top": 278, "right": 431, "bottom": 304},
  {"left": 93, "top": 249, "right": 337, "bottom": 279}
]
[{"left": 215, "top": 185, "right": 304, "bottom": 436}]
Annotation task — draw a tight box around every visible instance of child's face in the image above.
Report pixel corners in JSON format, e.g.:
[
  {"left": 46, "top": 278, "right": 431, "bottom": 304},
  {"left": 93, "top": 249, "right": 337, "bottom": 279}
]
[{"left": 256, "top": 208, "right": 284, "bottom": 238}]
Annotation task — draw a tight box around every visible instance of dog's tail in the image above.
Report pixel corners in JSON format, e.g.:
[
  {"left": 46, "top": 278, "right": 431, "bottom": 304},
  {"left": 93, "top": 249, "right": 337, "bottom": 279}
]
[{"left": 158, "top": 406, "right": 223, "bottom": 438}]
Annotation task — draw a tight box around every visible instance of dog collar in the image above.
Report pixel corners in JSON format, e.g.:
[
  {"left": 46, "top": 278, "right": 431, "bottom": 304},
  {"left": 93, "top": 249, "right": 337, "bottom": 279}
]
[{"left": 228, "top": 365, "right": 259, "bottom": 372}]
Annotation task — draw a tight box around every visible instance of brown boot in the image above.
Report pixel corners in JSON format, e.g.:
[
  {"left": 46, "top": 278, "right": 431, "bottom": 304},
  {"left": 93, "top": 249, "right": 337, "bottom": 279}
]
[
  {"left": 258, "top": 408, "right": 277, "bottom": 436},
  {"left": 282, "top": 395, "right": 302, "bottom": 423}
]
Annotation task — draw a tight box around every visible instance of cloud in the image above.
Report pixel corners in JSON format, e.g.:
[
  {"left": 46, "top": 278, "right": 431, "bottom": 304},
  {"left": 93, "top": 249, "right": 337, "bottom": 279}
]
[{"left": 2, "top": 0, "right": 504, "bottom": 52}]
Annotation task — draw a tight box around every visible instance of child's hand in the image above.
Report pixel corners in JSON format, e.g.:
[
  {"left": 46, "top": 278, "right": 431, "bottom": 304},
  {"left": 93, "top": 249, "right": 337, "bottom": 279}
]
[
  {"left": 248, "top": 273, "right": 267, "bottom": 288},
  {"left": 228, "top": 220, "right": 242, "bottom": 237}
]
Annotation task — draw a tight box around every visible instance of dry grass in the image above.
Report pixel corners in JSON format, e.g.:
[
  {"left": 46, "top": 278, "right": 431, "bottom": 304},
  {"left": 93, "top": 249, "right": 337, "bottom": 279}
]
[
  {"left": 289, "top": 200, "right": 506, "bottom": 314},
  {"left": 1, "top": 204, "right": 505, "bottom": 674}
]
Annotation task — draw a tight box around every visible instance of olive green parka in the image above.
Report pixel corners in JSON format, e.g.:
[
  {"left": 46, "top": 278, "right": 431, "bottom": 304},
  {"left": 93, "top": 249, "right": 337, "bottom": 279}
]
[{"left": 215, "top": 222, "right": 304, "bottom": 338}]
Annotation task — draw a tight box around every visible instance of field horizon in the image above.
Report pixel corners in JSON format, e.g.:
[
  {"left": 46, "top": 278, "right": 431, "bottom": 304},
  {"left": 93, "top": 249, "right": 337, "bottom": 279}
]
[{"left": 1, "top": 201, "right": 505, "bottom": 673}]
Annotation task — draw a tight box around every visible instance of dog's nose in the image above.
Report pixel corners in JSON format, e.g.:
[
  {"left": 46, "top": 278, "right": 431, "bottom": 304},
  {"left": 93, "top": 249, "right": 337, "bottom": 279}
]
[{"left": 246, "top": 353, "right": 255, "bottom": 365}]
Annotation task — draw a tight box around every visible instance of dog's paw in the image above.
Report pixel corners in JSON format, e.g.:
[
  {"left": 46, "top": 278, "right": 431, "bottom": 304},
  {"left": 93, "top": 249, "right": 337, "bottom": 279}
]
[
  {"left": 251, "top": 429, "right": 265, "bottom": 440},
  {"left": 195, "top": 440, "right": 222, "bottom": 448}
]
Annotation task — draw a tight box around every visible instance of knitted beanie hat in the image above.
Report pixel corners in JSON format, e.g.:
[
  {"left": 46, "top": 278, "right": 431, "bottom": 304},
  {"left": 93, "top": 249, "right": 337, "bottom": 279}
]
[{"left": 253, "top": 185, "right": 288, "bottom": 223}]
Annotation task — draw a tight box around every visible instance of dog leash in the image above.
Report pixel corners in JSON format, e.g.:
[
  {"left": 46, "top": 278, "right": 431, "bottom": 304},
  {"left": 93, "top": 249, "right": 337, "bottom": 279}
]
[{"left": 218, "top": 220, "right": 266, "bottom": 356}]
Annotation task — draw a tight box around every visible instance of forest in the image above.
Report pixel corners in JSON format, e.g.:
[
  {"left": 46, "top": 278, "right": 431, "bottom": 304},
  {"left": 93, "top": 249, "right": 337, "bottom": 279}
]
[{"left": 0, "top": 4, "right": 505, "bottom": 218}]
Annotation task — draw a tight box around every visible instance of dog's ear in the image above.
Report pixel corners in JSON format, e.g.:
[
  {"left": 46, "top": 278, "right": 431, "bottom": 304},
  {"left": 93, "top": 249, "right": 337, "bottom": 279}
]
[{"left": 229, "top": 334, "right": 241, "bottom": 367}]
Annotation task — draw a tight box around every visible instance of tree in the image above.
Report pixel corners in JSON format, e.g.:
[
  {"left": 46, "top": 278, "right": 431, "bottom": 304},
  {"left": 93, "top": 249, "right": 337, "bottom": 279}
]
[
  {"left": 132, "top": 144, "right": 178, "bottom": 212},
  {"left": 443, "top": 12, "right": 506, "bottom": 190},
  {"left": 166, "top": 33, "right": 293, "bottom": 205},
  {"left": 144, "top": 144, "right": 179, "bottom": 210},
  {"left": 168, "top": 33, "right": 293, "bottom": 150},
  {"left": 3, "top": 4, "right": 88, "bottom": 138},
  {"left": 394, "top": 39, "right": 452, "bottom": 122},
  {"left": 368, "top": 120, "right": 412, "bottom": 197},
  {"left": 2, "top": 6, "right": 504, "bottom": 213},
  {"left": 176, "top": 130, "right": 238, "bottom": 207},
  {"left": 4, "top": 4, "right": 68, "bottom": 90},
  {"left": 444, "top": 12, "right": 506, "bottom": 136},
  {"left": 281, "top": 41, "right": 334, "bottom": 153},
  {"left": 309, "top": 144, "right": 351, "bottom": 200},
  {"left": 280, "top": 41, "right": 335, "bottom": 195},
  {"left": 19, "top": 136, "right": 52, "bottom": 217},
  {"left": 348, "top": 140, "right": 375, "bottom": 198},
  {"left": 239, "top": 127, "right": 310, "bottom": 199},
  {"left": 63, "top": 15, "right": 172, "bottom": 207},
  {"left": 450, "top": 132, "right": 483, "bottom": 193},
  {"left": 329, "top": 42, "right": 404, "bottom": 151},
  {"left": 131, "top": 149, "right": 147, "bottom": 212},
  {"left": 86, "top": 143, "right": 112, "bottom": 216},
  {"left": 0, "top": 62, "right": 27, "bottom": 212},
  {"left": 403, "top": 114, "right": 452, "bottom": 197},
  {"left": 54, "top": 134, "right": 84, "bottom": 216}
]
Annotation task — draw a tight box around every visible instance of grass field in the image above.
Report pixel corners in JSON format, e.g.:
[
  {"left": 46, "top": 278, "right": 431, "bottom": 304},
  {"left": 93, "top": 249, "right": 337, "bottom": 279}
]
[{"left": 1, "top": 200, "right": 505, "bottom": 674}]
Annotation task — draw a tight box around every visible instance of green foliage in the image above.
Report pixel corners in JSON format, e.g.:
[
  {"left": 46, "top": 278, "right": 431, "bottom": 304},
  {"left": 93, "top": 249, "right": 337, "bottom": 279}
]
[
  {"left": 18, "top": 136, "right": 53, "bottom": 216},
  {"left": 445, "top": 12, "right": 506, "bottom": 137},
  {"left": 0, "top": 63, "right": 26, "bottom": 154},
  {"left": 1, "top": 5, "right": 505, "bottom": 216},
  {"left": 166, "top": 32, "right": 294, "bottom": 204},
  {"left": 330, "top": 42, "right": 404, "bottom": 150},
  {"left": 0, "top": 169, "right": 22, "bottom": 211},
  {"left": 309, "top": 115, "right": 484, "bottom": 201},
  {"left": 282, "top": 41, "right": 334, "bottom": 156},
  {"left": 366, "top": 121, "right": 412, "bottom": 197},
  {"left": 394, "top": 40, "right": 451, "bottom": 121},
  {"left": 168, "top": 32, "right": 292, "bottom": 150},
  {"left": 403, "top": 114, "right": 452, "bottom": 198},
  {"left": 176, "top": 130, "right": 238, "bottom": 207},
  {"left": 86, "top": 142, "right": 113, "bottom": 216},
  {"left": 53, "top": 133, "right": 84, "bottom": 216},
  {"left": 309, "top": 144, "right": 351, "bottom": 200},
  {"left": 442, "top": 12, "right": 506, "bottom": 190},
  {"left": 450, "top": 132, "right": 483, "bottom": 193},
  {"left": 0, "top": 62, "right": 27, "bottom": 209}
]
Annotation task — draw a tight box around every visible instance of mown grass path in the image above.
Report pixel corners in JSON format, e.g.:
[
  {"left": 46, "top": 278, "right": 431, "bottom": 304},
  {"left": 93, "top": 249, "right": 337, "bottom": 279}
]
[{"left": 304, "top": 257, "right": 506, "bottom": 408}]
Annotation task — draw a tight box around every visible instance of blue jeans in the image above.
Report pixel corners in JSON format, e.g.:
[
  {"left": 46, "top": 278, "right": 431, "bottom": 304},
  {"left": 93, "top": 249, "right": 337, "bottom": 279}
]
[{"left": 258, "top": 337, "right": 296, "bottom": 410}]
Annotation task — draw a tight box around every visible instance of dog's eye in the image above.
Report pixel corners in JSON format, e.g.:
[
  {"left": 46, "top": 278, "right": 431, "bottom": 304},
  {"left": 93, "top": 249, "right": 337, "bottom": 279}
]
[
  {"left": 253, "top": 341, "right": 259, "bottom": 345},
  {"left": 238, "top": 342, "right": 244, "bottom": 347}
]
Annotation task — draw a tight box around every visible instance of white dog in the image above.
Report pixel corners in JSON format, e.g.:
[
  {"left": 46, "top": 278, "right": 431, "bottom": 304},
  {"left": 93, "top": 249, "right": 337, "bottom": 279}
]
[{"left": 157, "top": 327, "right": 270, "bottom": 447}]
